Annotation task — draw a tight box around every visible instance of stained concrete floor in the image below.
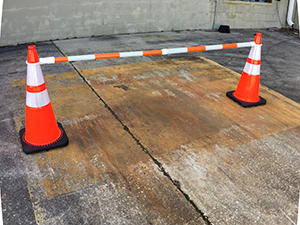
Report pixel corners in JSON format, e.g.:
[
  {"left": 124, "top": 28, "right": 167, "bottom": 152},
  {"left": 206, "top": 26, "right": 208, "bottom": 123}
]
[{"left": 1, "top": 28, "right": 300, "bottom": 225}]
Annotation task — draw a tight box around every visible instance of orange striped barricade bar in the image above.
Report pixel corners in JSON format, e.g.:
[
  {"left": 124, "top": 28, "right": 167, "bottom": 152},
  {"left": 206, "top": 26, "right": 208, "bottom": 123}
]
[{"left": 39, "top": 42, "right": 255, "bottom": 64}]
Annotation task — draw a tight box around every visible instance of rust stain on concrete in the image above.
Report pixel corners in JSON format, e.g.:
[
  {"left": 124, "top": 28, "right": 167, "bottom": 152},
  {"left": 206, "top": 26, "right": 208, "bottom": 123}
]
[
  {"left": 13, "top": 66, "right": 201, "bottom": 224},
  {"left": 81, "top": 57, "right": 300, "bottom": 156},
  {"left": 13, "top": 56, "right": 300, "bottom": 224},
  {"left": 78, "top": 56, "right": 300, "bottom": 224},
  {"left": 11, "top": 71, "right": 78, "bottom": 87}
]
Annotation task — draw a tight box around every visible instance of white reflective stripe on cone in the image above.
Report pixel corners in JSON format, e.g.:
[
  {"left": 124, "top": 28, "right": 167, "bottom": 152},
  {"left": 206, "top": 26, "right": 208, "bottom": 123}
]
[
  {"left": 26, "top": 89, "right": 51, "bottom": 108},
  {"left": 248, "top": 46, "right": 261, "bottom": 61},
  {"left": 243, "top": 62, "right": 261, "bottom": 76},
  {"left": 26, "top": 63, "right": 45, "bottom": 86}
]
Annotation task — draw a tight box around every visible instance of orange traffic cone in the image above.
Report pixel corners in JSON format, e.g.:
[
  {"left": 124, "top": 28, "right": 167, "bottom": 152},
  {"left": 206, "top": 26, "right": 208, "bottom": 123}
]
[
  {"left": 19, "top": 45, "right": 68, "bottom": 154},
  {"left": 226, "top": 33, "right": 266, "bottom": 107}
]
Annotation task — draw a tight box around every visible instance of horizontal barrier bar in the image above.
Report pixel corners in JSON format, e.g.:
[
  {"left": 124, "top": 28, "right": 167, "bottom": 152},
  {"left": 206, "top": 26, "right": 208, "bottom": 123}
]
[{"left": 39, "top": 41, "right": 256, "bottom": 64}]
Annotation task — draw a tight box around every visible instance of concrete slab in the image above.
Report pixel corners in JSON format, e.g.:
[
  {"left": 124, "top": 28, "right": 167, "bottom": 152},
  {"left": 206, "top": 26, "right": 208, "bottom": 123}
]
[
  {"left": 79, "top": 57, "right": 300, "bottom": 224},
  {"left": 12, "top": 70, "right": 203, "bottom": 224}
]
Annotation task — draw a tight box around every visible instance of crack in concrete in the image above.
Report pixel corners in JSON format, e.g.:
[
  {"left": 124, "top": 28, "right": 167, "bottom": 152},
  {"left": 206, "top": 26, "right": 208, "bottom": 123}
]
[{"left": 52, "top": 41, "right": 212, "bottom": 225}]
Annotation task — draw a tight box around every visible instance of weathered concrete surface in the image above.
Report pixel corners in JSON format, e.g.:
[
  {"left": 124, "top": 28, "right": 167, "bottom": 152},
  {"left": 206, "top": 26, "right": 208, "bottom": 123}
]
[
  {"left": 11, "top": 70, "right": 203, "bottom": 224},
  {"left": 1, "top": 42, "right": 204, "bottom": 224},
  {"left": 80, "top": 57, "right": 300, "bottom": 224},
  {"left": 1, "top": 29, "right": 300, "bottom": 225}
]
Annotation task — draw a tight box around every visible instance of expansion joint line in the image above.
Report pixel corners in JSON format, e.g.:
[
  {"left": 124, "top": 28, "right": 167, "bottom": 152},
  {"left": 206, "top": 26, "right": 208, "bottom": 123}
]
[{"left": 52, "top": 41, "right": 212, "bottom": 225}]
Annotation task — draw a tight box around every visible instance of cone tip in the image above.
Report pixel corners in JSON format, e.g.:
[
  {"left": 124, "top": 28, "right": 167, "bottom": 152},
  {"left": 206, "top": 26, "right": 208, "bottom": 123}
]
[
  {"left": 28, "top": 45, "right": 36, "bottom": 50},
  {"left": 254, "top": 33, "right": 262, "bottom": 45},
  {"left": 27, "top": 45, "right": 40, "bottom": 63}
]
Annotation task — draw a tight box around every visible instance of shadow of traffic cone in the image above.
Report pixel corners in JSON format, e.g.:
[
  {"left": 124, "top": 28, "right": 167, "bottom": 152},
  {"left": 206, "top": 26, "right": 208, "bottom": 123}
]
[
  {"left": 226, "top": 33, "right": 266, "bottom": 107},
  {"left": 19, "top": 45, "right": 68, "bottom": 154}
]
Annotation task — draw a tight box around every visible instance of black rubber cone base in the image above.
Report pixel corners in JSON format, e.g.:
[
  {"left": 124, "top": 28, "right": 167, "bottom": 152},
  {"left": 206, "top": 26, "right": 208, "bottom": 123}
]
[
  {"left": 19, "top": 122, "right": 68, "bottom": 154},
  {"left": 226, "top": 91, "right": 266, "bottom": 108}
]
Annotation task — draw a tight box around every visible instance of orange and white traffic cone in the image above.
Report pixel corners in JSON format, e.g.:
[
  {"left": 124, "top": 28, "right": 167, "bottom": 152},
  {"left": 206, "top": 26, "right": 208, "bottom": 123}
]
[
  {"left": 226, "top": 33, "right": 266, "bottom": 107},
  {"left": 19, "top": 45, "right": 68, "bottom": 154}
]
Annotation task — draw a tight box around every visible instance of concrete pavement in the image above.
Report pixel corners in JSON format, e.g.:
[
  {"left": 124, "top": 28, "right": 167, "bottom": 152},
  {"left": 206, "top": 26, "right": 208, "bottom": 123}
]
[{"left": 1, "top": 28, "right": 300, "bottom": 224}]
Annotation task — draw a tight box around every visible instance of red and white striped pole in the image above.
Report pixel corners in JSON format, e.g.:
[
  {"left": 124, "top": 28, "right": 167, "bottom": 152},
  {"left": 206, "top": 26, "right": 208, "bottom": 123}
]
[{"left": 39, "top": 41, "right": 255, "bottom": 64}]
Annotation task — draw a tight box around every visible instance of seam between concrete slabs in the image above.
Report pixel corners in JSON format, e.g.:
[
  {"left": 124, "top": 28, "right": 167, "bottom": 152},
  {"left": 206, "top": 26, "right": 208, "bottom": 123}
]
[{"left": 52, "top": 41, "right": 212, "bottom": 225}]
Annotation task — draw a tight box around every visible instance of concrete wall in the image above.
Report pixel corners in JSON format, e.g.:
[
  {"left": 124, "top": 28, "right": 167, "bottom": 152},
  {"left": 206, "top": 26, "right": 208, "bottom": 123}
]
[
  {"left": 216, "top": 0, "right": 287, "bottom": 29},
  {"left": 0, "top": 0, "right": 290, "bottom": 46}
]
